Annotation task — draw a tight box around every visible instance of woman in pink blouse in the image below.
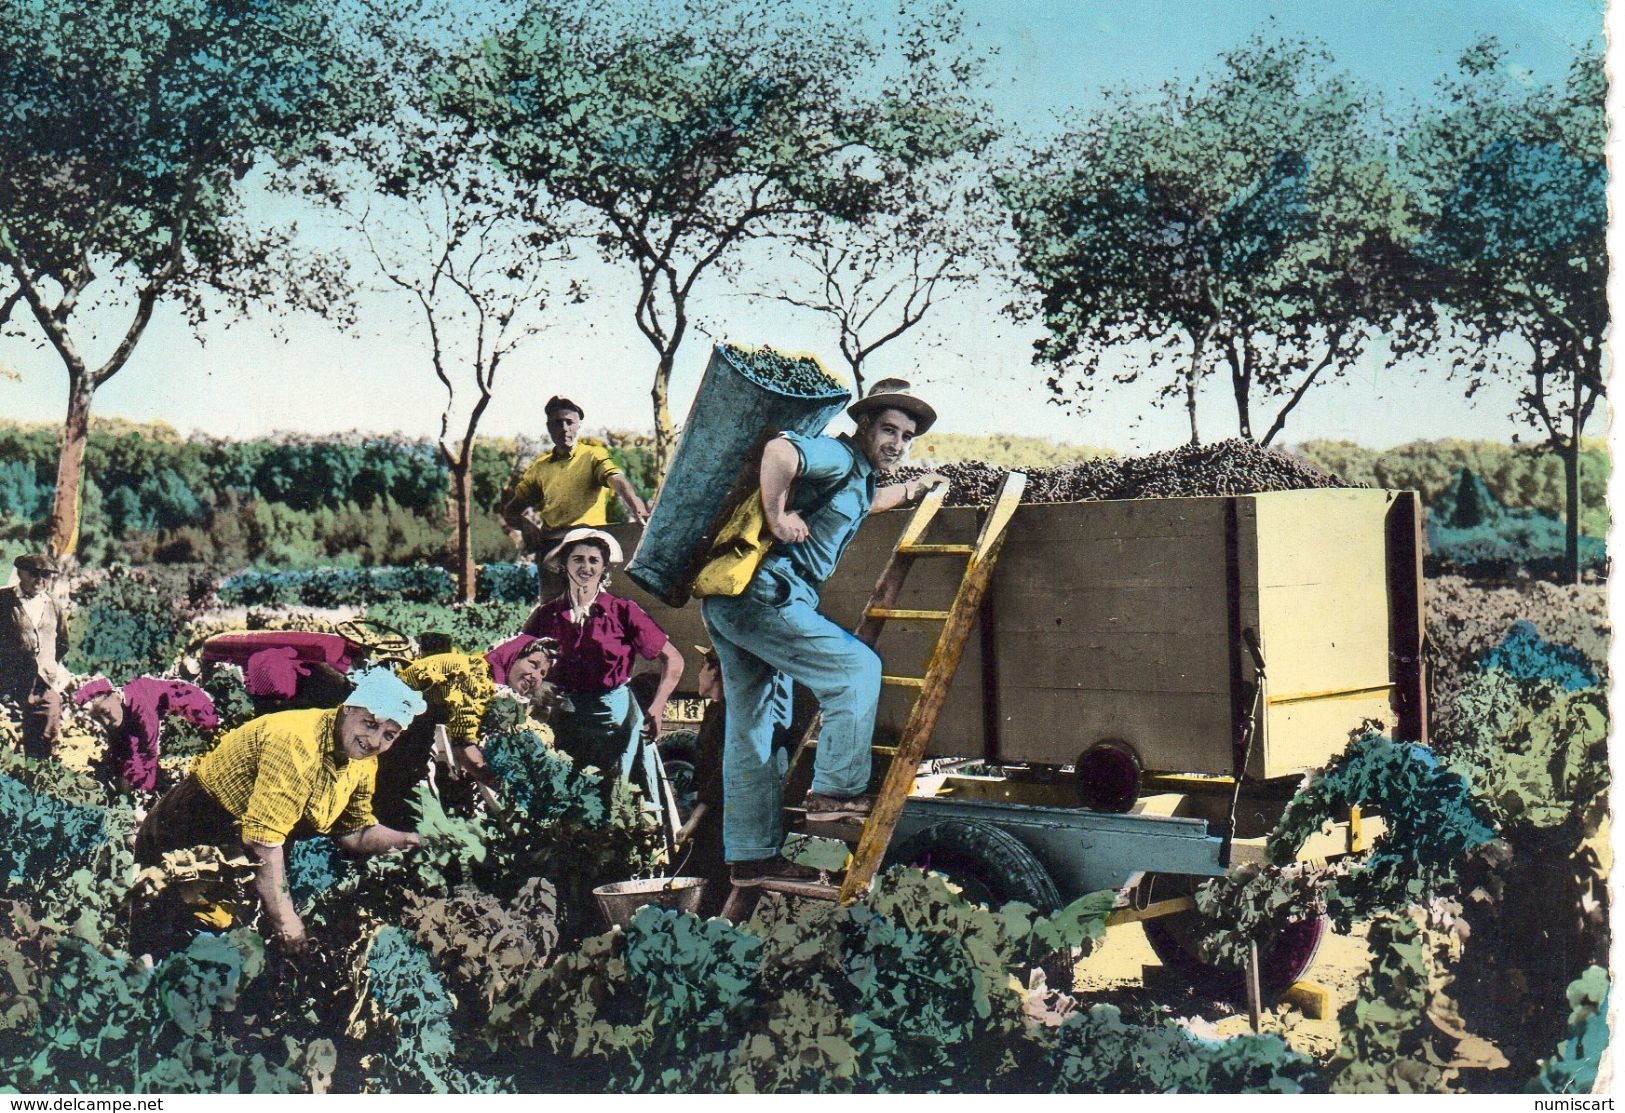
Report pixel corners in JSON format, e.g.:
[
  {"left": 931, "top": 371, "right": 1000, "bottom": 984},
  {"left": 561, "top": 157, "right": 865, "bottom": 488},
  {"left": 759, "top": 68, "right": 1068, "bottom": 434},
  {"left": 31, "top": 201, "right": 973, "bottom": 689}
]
[
  {"left": 522, "top": 528, "right": 683, "bottom": 799},
  {"left": 74, "top": 676, "right": 220, "bottom": 794}
]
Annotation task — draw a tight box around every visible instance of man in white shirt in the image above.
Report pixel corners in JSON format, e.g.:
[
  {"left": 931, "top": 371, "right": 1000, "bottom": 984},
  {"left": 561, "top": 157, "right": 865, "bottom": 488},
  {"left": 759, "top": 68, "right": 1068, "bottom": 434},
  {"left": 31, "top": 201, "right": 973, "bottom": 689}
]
[{"left": 0, "top": 553, "right": 70, "bottom": 760}]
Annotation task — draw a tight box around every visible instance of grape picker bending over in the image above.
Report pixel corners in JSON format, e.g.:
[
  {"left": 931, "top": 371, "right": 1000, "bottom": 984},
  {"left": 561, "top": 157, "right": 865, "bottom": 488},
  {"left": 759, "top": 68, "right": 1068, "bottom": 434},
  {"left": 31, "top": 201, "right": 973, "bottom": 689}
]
[
  {"left": 371, "top": 634, "right": 561, "bottom": 829},
  {"left": 700, "top": 379, "right": 948, "bottom": 886},
  {"left": 502, "top": 395, "right": 651, "bottom": 600},
  {"left": 74, "top": 675, "right": 219, "bottom": 795},
  {"left": 134, "top": 668, "right": 427, "bottom": 952}
]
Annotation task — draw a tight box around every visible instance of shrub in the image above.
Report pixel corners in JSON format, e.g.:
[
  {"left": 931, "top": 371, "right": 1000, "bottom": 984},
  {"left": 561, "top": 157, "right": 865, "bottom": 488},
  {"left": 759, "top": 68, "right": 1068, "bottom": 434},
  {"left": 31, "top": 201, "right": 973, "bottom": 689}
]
[
  {"left": 1478, "top": 621, "right": 1598, "bottom": 690},
  {"left": 1293, "top": 438, "right": 1609, "bottom": 534},
  {"left": 483, "top": 870, "right": 1310, "bottom": 1094},
  {"left": 0, "top": 775, "right": 108, "bottom": 905},
  {"left": 1526, "top": 967, "right": 1608, "bottom": 1094},
  {"left": 0, "top": 925, "right": 315, "bottom": 1093},
  {"left": 365, "top": 599, "right": 534, "bottom": 654},
  {"left": 218, "top": 565, "right": 455, "bottom": 608},
  {"left": 476, "top": 561, "right": 538, "bottom": 604},
  {"left": 67, "top": 566, "right": 192, "bottom": 682},
  {"left": 1269, "top": 734, "right": 1497, "bottom": 930},
  {"left": 1439, "top": 624, "right": 1609, "bottom": 830},
  {"left": 1425, "top": 469, "right": 1606, "bottom": 577}
]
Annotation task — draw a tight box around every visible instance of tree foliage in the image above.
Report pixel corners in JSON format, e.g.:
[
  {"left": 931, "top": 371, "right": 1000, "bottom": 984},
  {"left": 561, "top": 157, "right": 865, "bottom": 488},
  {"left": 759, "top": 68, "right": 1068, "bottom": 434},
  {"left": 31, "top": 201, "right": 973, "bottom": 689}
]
[
  {"left": 308, "top": 0, "right": 576, "bottom": 601},
  {"left": 0, "top": 0, "right": 376, "bottom": 557},
  {"left": 1004, "top": 33, "right": 1426, "bottom": 446},
  {"left": 1404, "top": 39, "right": 1605, "bottom": 582},
  {"left": 440, "top": 0, "right": 990, "bottom": 474}
]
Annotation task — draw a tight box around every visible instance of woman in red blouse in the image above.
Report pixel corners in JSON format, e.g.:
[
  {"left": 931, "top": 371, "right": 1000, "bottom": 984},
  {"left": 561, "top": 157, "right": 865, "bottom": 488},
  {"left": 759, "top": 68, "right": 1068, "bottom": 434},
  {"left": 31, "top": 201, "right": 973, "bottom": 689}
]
[
  {"left": 74, "top": 675, "right": 219, "bottom": 794},
  {"left": 522, "top": 528, "right": 683, "bottom": 800}
]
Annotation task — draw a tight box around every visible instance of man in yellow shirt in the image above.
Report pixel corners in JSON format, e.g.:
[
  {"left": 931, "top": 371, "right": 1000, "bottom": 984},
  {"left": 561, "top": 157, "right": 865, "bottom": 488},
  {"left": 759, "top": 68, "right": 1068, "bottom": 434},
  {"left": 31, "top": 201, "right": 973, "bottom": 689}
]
[
  {"left": 502, "top": 396, "right": 650, "bottom": 598},
  {"left": 135, "top": 668, "right": 426, "bottom": 953}
]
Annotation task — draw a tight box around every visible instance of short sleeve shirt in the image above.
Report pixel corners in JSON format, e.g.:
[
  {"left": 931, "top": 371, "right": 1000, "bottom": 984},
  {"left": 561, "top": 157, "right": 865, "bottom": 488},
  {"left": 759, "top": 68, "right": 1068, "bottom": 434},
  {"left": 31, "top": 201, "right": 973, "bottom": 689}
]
[
  {"left": 194, "top": 708, "right": 377, "bottom": 846},
  {"left": 510, "top": 439, "right": 623, "bottom": 531},
  {"left": 522, "top": 591, "right": 669, "bottom": 694},
  {"left": 761, "top": 431, "right": 876, "bottom": 585}
]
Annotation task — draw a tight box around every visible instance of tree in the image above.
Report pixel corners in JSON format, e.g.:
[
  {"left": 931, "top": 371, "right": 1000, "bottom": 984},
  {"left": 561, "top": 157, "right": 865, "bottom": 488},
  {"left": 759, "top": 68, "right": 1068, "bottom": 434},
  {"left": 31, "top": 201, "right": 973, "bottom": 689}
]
[
  {"left": 1004, "top": 34, "right": 1420, "bottom": 445},
  {"left": 0, "top": 0, "right": 373, "bottom": 557},
  {"left": 315, "top": 1, "right": 575, "bottom": 602},
  {"left": 440, "top": 0, "right": 988, "bottom": 475},
  {"left": 767, "top": 158, "right": 1005, "bottom": 397},
  {"left": 1407, "top": 41, "right": 1605, "bottom": 583}
]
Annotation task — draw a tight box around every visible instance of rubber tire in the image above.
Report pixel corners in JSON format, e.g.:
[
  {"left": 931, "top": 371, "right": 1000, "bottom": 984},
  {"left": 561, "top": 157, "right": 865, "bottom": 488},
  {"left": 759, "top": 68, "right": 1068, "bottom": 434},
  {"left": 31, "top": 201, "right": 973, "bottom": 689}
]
[
  {"left": 662, "top": 759, "right": 699, "bottom": 821},
  {"left": 1140, "top": 873, "right": 1328, "bottom": 1004},
  {"left": 658, "top": 729, "right": 702, "bottom": 767},
  {"left": 657, "top": 730, "right": 703, "bottom": 822},
  {"left": 891, "top": 820, "right": 1077, "bottom": 990}
]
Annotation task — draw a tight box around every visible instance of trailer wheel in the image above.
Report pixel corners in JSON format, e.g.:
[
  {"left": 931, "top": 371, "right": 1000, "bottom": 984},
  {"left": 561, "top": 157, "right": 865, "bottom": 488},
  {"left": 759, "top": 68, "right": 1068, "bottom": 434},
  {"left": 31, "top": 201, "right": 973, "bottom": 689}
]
[
  {"left": 1075, "top": 740, "right": 1142, "bottom": 813},
  {"left": 892, "top": 820, "right": 1077, "bottom": 990},
  {"left": 1139, "top": 873, "right": 1327, "bottom": 1004}
]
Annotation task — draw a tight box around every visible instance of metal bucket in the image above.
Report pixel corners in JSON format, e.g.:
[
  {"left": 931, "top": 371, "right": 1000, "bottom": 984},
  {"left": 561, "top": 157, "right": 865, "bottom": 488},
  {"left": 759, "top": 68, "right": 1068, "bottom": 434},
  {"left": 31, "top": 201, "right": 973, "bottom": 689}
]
[
  {"left": 627, "top": 344, "right": 849, "bottom": 607},
  {"left": 592, "top": 876, "right": 707, "bottom": 929}
]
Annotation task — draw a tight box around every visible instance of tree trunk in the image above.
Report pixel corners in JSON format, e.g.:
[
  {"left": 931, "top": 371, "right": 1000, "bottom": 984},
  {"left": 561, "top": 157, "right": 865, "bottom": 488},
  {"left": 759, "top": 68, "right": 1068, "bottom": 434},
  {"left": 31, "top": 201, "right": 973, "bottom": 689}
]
[
  {"left": 1226, "top": 337, "right": 1253, "bottom": 441},
  {"left": 1185, "top": 330, "right": 1205, "bottom": 447},
  {"left": 449, "top": 455, "right": 476, "bottom": 604},
  {"left": 652, "top": 351, "right": 676, "bottom": 481},
  {"left": 1561, "top": 371, "right": 1582, "bottom": 585},
  {"left": 47, "top": 378, "right": 94, "bottom": 560}
]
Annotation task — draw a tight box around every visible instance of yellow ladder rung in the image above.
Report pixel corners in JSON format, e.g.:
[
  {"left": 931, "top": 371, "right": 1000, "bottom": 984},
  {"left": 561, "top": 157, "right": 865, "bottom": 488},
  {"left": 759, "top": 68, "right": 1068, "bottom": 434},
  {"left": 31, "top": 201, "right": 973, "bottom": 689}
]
[
  {"left": 897, "top": 543, "right": 975, "bottom": 556},
  {"left": 865, "top": 607, "right": 951, "bottom": 621},
  {"left": 871, "top": 745, "right": 899, "bottom": 756},
  {"left": 882, "top": 674, "right": 925, "bottom": 688}
]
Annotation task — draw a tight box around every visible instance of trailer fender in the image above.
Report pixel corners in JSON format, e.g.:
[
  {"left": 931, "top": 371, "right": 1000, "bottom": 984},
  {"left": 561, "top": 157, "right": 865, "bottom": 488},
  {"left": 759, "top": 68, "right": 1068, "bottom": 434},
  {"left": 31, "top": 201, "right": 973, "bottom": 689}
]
[{"left": 1139, "top": 872, "right": 1328, "bottom": 1003}]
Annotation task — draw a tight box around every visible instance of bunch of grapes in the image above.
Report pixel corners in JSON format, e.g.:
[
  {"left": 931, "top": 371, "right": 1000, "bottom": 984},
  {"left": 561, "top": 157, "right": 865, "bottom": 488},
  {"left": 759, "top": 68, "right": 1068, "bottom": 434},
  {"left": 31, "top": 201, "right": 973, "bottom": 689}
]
[{"left": 721, "top": 344, "right": 846, "bottom": 399}]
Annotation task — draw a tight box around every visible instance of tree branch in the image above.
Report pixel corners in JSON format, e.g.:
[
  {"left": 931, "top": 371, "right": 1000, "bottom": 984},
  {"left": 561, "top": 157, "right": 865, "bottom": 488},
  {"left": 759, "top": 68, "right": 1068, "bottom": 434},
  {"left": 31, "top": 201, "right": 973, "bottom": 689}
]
[{"left": 1260, "top": 325, "right": 1346, "bottom": 447}]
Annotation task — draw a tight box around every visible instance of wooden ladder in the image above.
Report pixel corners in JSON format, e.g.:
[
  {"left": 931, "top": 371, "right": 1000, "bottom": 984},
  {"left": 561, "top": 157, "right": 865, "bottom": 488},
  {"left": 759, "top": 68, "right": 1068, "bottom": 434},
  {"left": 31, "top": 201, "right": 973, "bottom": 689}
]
[{"left": 721, "top": 470, "right": 1027, "bottom": 915}]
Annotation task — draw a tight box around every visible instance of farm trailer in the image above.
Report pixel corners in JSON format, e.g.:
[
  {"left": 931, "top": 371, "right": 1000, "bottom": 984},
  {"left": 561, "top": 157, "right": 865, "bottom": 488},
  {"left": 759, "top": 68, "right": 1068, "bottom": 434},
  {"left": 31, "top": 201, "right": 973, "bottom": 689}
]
[{"left": 610, "top": 483, "right": 1426, "bottom": 994}]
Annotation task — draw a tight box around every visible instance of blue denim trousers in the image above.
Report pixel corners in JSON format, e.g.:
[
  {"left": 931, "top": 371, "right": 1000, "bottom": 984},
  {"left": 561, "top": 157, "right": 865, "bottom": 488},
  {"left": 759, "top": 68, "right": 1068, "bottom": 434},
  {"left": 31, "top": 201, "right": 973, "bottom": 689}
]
[
  {"left": 700, "top": 562, "right": 882, "bottom": 861},
  {"left": 555, "top": 684, "right": 658, "bottom": 804}
]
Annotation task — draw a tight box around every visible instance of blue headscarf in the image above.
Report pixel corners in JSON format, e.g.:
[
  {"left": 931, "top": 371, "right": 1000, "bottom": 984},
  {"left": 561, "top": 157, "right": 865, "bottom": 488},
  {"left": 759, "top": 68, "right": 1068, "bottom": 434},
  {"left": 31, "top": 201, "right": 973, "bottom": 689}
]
[{"left": 343, "top": 666, "right": 427, "bottom": 726}]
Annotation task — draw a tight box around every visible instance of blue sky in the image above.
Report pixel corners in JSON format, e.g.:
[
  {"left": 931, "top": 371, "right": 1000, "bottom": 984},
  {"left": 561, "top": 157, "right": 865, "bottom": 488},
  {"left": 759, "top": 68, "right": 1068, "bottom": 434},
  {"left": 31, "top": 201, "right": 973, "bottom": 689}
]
[
  {"left": 982, "top": 0, "right": 1601, "bottom": 127},
  {"left": 0, "top": 0, "right": 1607, "bottom": 452}
]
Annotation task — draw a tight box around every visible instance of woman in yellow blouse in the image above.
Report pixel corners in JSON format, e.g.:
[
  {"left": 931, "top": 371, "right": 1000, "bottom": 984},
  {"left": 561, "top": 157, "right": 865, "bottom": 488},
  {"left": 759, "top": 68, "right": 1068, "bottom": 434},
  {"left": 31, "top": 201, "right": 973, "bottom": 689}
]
[{"left": 372, "top": 635, "right": 560, "bottom": 829}]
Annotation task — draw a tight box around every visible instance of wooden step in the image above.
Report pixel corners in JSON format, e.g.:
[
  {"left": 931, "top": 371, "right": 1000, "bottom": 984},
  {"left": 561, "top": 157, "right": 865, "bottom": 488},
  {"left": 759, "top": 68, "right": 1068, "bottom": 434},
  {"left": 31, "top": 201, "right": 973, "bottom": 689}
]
[
  {"left": 784, "top": 805, "right": 869, "bottom": 826},
  {"left": 796, "top": 817, "right": 869, "bottom": 841},
  {"left": 897, "top": 543, "right": 975, "bottom": 556},
  {"left": 881, "top": 674, "right": 925, "bottom": 689},
  {"left": 865, "top": 607, "right": 951, "bottom": 621},
  {"left": 742, "top": 877, "right": 842, "bottom": 900},
  {"left": 796, "top": 739, "right": 903, "bottom": 752}
]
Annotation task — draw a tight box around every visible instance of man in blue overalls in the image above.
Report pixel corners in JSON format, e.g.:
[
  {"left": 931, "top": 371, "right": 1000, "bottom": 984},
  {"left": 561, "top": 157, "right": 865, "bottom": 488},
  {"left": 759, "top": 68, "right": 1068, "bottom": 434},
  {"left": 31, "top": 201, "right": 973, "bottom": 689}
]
[{"left": 702, "top": 379, "right": 949, "bottom": 886}]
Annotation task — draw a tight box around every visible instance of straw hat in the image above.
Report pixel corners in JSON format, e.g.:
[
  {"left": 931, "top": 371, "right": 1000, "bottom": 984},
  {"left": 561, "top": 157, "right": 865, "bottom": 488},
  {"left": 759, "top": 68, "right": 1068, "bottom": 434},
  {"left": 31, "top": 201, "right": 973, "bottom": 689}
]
[
  {"left": 542, "top": 527, "right": 625, "bottom": 572},
  {"left": 846, "top": 377, "right": 936, "bottom": 434}
]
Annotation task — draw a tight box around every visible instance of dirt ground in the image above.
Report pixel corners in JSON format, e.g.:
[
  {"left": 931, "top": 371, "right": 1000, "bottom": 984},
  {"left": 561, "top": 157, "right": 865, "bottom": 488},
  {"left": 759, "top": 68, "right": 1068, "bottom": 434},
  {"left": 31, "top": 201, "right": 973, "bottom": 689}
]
[{"left": 1070, "top": 918, "right": 1371, "bottom": 1061}]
